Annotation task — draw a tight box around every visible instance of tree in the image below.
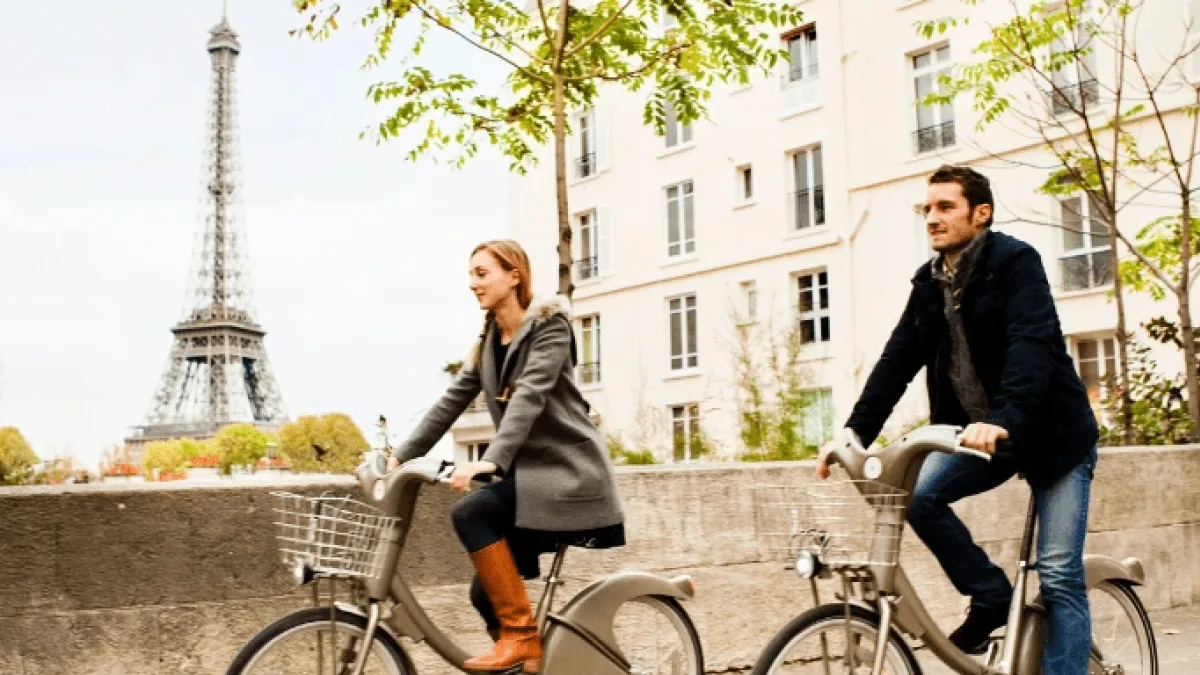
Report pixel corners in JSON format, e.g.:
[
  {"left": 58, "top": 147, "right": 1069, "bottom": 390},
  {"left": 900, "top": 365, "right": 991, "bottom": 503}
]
[
  {"left": 278, "top": 413, "right": 370, "bottom": 474},
  {"left": 293, "top": 0, "right": 803, "bottom": 297},
  {"left": 213, "top": 424, "right": 274, "bottom": 475},
  {"left": 141, "top": 439, "right": 198, "bottom": 479},
  {"left": 919, "top": 0, "right": 1200, "bottom": 437},
  {"left": 0, "top": 427, "right": 38, "bottom": 486},
  {"left": 726, "top": 306, "right": 823, "bottom": 462}
]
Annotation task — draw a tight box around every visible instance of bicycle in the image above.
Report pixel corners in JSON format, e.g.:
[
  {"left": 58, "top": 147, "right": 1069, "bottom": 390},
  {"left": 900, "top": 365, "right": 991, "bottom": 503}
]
[
  {"left": 225, "top": 450, "right": 704, "bottom": 675},
  {"left": 748, "top": 424, "right": 1157, "bottom": 675}
]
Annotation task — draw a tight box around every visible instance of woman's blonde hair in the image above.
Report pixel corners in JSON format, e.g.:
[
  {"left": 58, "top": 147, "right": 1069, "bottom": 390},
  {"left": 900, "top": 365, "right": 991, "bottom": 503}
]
[{"left": 471, "top": 239, "right": 533, "bottom": 309}]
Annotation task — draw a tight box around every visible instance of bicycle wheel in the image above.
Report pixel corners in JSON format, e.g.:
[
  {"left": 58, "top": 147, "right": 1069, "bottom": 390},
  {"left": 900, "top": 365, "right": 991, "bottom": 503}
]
[
  {"left": 750, "top": 603, "right": 920, "bottom": 675},
  {"left": 1089, "top": 580, "right": 1158, "bottom": 675},
  {"left": 226, "top": 607, "right": 415, "bottom": 675},
  {"left": 609, "top": 595, "right": 705, "bottom": 675}
]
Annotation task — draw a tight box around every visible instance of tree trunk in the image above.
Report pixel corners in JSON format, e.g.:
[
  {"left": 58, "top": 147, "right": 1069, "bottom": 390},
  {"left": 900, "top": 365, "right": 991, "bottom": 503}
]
[
  {"left": 552, "top": 0, "right": 573, "bottom": 300},
  {"left": 552, "top": 73, "right": 573, "bottom": 300},
  {"left": 1109, "top": 242, "right": 1133, "bottom": 444},
  {"left": 1178, "top": 196, "right": 1200, "bottom": 436}
]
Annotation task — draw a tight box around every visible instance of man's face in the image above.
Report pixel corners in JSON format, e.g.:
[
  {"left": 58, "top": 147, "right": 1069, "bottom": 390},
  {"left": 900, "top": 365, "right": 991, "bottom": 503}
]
[{"left": 923, "top": 182, "right": 991, "bottom": 253}]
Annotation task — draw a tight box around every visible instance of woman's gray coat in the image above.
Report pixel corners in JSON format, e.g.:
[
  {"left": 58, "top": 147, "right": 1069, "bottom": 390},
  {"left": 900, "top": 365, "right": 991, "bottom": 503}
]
[{"left": 396, "top": 295, "right": 625, "bottom": 532}]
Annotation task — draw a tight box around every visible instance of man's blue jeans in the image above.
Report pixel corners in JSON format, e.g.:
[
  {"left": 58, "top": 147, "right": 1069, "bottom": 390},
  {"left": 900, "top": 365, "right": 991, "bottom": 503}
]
[{"left": 907, "top": 447, "right": 1097, "bottom": 675}]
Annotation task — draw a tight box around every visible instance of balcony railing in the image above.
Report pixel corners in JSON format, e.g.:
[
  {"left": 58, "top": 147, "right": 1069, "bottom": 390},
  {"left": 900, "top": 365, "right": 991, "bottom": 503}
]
[
  {"left": 575, "top": 152, "right": 596, "bottom": 180},
  {"left": 780, "top": 73, "right": 820, "bottom": 113},
  {"left": 785, "top": 62, "right": 819, "bottom": 83},
  {"left": 578, "top": 361, "right": 601, "bottom": 385},
  {"left": 1048, "top": 78, "right": 1101, "bottom": 116},
  {"left": 787, "top": 187, "right": 826, "bottom": 231},
  {"left": 576, "top": 256, "right": 599, "bottom": 281},
  {"left": 913, "top": 121, "right": 956, "bottom": 154}
]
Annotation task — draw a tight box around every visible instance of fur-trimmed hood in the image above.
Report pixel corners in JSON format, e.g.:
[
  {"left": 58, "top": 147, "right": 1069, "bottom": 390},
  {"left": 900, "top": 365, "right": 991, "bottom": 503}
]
[{"left": 464, "top": 294, "right": 573, "bottom": 371}]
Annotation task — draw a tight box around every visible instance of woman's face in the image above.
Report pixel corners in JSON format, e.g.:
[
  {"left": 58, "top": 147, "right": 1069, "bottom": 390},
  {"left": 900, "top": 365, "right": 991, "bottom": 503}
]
[{"left": 469, "top": 249, "right": 519, "bottom": 311}]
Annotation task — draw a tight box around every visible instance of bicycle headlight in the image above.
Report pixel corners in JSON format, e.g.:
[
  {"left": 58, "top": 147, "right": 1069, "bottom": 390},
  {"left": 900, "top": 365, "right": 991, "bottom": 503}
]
[
  {"left": 293, "top": 560, "right": 314, "bottom": 585},
  {"left": 794, "top": 550, "right": 822, "bottom": 580}
]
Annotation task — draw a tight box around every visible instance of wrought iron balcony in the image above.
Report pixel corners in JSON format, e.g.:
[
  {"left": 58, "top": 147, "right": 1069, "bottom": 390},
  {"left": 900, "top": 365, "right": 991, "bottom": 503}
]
[
  {"left": 913, "top": 121, "right": 957, "bottom": 154},
  {"left": 576, "top": 256, "right": 599, "bottom": 281},
  {"left": 575, "top": 152, "right": 596, "bottom": 179},
  {"left": 1047, "top": 78, "right": 1101, "bottom": 116},
  {"left": 578, "top": 361, "right": 601, "bottom": 385},
  {"left": 787, "top": 187, "right": 826, "bottom": 231}
]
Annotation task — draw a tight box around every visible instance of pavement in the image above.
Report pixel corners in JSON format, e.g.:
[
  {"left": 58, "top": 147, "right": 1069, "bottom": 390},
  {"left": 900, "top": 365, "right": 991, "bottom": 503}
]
[{"left": 914, "top": 605, "right": 1200, "bottom": 674}]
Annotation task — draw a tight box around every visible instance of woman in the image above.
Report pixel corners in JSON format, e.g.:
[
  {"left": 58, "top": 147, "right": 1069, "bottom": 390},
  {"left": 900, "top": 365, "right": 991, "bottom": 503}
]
[{"left": 392, "top": 239, "right": 625, "bottom": 674}]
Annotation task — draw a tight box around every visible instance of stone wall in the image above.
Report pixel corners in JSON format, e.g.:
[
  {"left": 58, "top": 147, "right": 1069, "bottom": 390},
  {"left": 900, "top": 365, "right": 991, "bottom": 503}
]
[{"left": 1, "top": 446, "right": 1197, "bottom": 674}]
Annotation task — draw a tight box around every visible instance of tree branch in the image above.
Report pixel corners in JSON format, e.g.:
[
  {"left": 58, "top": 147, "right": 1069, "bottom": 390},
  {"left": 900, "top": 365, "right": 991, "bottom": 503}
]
[
  {"left": 564, "top": 0, "right": 639, "bottom": 59},
  {"left": 410, "top": 0, "right": 550, "bottom": 84}
]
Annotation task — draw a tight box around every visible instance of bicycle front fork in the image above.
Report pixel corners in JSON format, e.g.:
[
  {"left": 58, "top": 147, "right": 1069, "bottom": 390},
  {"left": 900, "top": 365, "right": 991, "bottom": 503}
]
[
  {"left": 346, "top": 601, "right": 383, "bottom": 675},
  {"left": 871, "top": 596, "right": 896, "bottom": 675}
]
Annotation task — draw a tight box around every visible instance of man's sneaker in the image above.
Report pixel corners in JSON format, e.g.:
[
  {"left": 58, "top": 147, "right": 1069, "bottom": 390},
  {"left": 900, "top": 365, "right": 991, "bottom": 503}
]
[{"left": 948, "top": 605, "right": 1009, "bottom": 655}]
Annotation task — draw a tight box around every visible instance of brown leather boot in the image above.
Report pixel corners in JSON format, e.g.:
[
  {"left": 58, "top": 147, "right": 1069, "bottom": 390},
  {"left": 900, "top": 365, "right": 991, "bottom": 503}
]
[{"left": 463, "top": 540, "right": 542, "bottom": 673}]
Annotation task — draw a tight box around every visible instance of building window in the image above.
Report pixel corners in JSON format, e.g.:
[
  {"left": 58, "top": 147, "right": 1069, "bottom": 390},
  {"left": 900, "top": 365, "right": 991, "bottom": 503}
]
[
  {"left": 574, "top": 110, "right": 597, "bottom": 179},
  {"left": 666, "top": 180, "right": 696, "bottom": 257},
  {"left": 1073, "top": 336, "right": 1116, "bottom": 403},
  {"left": 579, "top": 315, "right": 601, "bottom": 385},
  {"left": 736, "top": 165, "right": 754, "bottom": 203},
  {"left": 786, "top": 26, "right": 819, "bottom": 83},
  {"left": 796, "top": 271, "right": 831, "bottom": 344},
  {"left": 1060, "top": 194, "right": 1112, "bottom": 291},
  {"left": 466, "top": 442, "right": 490, "bottom": 462},
  {"left": 574, "top": 208, "right": 612, "bottom": 280},
  {"left": 576, "top": 211, "right": 598, "bottom": 281},
  {"left": 670, "top": 403, "right": 704, "bottom": 462},
  {"left": 789, "top": 146, "right": 825, "bottom": 231},
  {"left": 669, "top": 294, "right": 698, "bottom": 370},
  {"left": 800, "top": 388, "right": 834, "bottom": 447},
  {"left": 912, "top": 45, "right": 956, "bottom": 153},
  {"left": 781, "top": 25, "right": 820, "bottom": 111},
  {"left": 664, "top": 104, "right": 693, "bottom": 148},
  {"left": 739, "top": 280, "right": 758, "bottom": 324},
  {"left": 1047, "top": 3, "right": 1099, "bottom": 115}
]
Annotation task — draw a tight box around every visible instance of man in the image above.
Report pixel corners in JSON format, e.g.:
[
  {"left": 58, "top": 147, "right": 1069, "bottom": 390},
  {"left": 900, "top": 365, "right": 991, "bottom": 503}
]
[{"left": 818, "top": 165, "right": 1098, "bottom": 675}]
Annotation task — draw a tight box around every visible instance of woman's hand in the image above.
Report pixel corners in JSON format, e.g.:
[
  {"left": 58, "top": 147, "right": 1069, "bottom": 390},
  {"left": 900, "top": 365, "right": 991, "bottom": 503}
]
[{"left": 449, "top": 461, "right": 499, "bottom": 492}]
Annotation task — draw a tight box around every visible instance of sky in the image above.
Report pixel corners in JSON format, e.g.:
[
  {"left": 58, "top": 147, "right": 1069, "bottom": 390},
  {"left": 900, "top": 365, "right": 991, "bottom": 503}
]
[{"left": 0, "top": 1, "right": 516, "bottom": 469}]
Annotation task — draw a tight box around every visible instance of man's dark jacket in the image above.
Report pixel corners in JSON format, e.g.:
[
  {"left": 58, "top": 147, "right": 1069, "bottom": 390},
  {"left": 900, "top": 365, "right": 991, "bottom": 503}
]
[{"left": 845, "top": 230, "right": 1098, "bottom": 488}]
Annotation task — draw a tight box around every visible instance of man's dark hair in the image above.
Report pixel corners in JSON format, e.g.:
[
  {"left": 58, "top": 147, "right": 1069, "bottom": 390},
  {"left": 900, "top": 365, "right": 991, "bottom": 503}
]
[{"left": 929, "top": 164, "right": 994, "bottom": 228}]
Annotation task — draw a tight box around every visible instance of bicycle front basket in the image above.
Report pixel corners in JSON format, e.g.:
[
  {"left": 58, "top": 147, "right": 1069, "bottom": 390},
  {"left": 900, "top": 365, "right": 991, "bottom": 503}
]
[{"left": 272, "top": 492, "right": 400, "bottom": 580}]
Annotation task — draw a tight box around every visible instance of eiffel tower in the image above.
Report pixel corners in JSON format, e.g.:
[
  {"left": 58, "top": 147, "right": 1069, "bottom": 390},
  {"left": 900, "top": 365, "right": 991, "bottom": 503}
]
[{"left": 128, "top": 7, "right": 286, "bottom": 457}]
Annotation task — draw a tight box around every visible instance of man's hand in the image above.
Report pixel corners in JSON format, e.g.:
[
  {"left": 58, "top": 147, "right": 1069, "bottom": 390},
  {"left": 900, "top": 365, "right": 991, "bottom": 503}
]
[
  {"left": 816, "top": 440, "right": 835, "bottom": 480},
  {"left": 959, "top": 423, "right": 1009, "bottom": 455},
  {"left": 386, "top": 455, "right": 399, "bottom": 471},
  {"left": 449, "top": 460, "right": 499, "bottom": 492}
]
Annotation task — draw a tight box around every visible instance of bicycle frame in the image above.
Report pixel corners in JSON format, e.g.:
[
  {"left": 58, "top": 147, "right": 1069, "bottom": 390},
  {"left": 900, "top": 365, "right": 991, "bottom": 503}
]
[
  {"left": 821, "top": 425, "right": 1146, "bottom": 675},
  {"left": 299, "top": 455, "right": 696, "bottom": 675}
]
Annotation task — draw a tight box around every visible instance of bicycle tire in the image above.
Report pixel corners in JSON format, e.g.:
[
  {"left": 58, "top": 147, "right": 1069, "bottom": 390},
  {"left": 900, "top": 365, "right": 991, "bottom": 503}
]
[
  {"left": 628, "top": 595, "right": 706, "bottom": 674},
  {"left": 225, "top": 606, "right": 416, "bottom": 675},
  {"left": 749, "top": 602, "right": 921, "bottom": 675},
  {"left": 1091, "top": 579, "right": 1159, "bottom": 675}
]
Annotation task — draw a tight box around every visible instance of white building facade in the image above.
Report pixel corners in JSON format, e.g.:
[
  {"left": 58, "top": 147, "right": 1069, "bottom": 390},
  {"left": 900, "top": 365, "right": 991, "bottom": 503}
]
[{"left": 453, "top": 0, "right": 1200, "bottom": 462}]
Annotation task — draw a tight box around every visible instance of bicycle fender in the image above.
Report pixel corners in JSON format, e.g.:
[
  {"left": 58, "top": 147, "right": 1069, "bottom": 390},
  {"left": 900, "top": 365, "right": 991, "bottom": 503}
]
[
  {"left": 1084, "top": 554, "right": 1145, "bottom": 588},
  {"left": 1027, "top": 554, "right": 1146, "bottom": 612},
  {"left": 540, "top": 572, "right": 694, "bottom": 675}
]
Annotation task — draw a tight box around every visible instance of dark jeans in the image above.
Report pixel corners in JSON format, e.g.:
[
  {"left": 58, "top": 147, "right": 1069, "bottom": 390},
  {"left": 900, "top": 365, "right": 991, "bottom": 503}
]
[
  {"left": 908, "top": 447, "right": 1097, "bottom": 675},
  {"left": 451, "top": 478, "right": 545, "bottom": 631}
]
